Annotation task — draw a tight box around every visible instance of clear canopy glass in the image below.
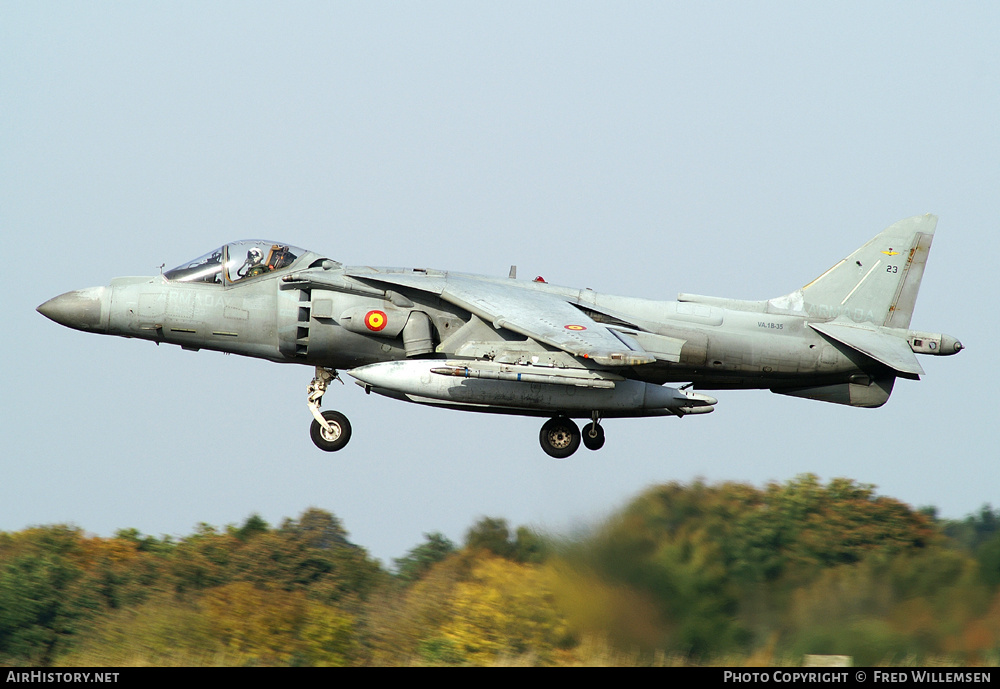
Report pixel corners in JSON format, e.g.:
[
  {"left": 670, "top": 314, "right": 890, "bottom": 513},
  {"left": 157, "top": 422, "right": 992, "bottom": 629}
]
[{"left": 164, "top": 241, "right": 306, "bottom": 284}]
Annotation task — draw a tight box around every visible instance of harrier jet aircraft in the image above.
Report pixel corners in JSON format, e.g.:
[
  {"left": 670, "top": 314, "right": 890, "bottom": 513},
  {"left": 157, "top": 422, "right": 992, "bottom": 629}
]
[{"left": 38, "top": 215, "right": 962, "bottom": 458}]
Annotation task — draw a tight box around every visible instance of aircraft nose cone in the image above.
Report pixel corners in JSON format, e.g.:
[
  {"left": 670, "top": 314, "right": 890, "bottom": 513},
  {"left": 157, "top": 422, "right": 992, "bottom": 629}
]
[{"left": 37, "top": 287, "right": 110, "bottom": 333}]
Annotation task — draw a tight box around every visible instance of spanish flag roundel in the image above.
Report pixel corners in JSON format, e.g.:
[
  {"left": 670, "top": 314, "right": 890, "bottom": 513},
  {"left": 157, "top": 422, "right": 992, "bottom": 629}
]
[{"left": 365, "top": 310, "right": 388, "bottom": 332}]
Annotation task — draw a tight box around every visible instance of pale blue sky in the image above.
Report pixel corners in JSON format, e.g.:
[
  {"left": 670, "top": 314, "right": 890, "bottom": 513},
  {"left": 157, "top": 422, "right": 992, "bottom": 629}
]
[{"left": 3, "top": 2, "right": 997, "bottom": 564}]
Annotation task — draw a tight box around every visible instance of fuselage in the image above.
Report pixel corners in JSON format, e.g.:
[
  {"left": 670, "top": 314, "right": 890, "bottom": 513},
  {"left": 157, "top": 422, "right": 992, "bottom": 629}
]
[{"left": 42, "top": 259, "right": 906, "bottom": 396}]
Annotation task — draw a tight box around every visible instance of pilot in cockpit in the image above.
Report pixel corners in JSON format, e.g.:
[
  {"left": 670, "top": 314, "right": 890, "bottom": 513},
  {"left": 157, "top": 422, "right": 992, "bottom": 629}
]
[{"left": 237, "top": 247, "right": 264, "bottom": 279}]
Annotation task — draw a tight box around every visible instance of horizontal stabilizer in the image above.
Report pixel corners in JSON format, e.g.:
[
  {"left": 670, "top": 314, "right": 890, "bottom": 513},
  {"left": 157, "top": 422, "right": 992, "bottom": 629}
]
[{"left": 809, "top": 321, "right": 924, "bottom": 376}]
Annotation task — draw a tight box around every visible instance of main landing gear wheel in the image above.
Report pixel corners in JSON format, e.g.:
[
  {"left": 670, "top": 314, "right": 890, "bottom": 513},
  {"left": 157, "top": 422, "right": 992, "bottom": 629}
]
[
  {"left": 310, "top": 410, "right": 352, "bottom": 452},
  {"left": 582, "top": 421, "right": 605, "bottom": 451},
  {"left": 539, "top": 417, "right": 580, "bottom": 459}
]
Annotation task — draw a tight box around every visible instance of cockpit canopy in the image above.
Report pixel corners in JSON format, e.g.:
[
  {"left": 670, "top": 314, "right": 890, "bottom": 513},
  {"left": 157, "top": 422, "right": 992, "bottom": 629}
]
[{"left": 164, "top": 241, "right": 307, "bottom": 284}]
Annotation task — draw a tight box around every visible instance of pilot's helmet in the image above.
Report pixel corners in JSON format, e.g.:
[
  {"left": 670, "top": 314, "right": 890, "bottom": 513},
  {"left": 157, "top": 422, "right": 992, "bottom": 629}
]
[{"left": 247, "top": 247, "right": 263, "bottom": 264}]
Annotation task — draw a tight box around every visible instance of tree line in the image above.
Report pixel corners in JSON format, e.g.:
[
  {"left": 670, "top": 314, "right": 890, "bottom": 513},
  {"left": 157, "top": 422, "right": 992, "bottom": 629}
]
[{"left": 1, "top": 474, "right": 998, "bottom": 666}]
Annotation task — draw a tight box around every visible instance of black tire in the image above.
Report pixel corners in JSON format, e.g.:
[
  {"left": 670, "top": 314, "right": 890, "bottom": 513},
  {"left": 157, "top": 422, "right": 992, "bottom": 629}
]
[
  {"left": 310, "top": 410, "right": 352, "bottom": 452},
  {"left": 539, "top": 417, "right": 580, "bottom": 459},
  {"left": 582, "top": 422, "right": 605, "bottom": 451}
]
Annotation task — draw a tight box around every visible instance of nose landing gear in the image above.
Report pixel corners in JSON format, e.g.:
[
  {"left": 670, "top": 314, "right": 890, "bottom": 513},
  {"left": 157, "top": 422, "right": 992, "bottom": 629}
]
[
  {"left": 307, "top": 367, "right": 352, "bottom": 452},
  {"left": 310, "top": 409, "right": 352, "bottom": 452}
]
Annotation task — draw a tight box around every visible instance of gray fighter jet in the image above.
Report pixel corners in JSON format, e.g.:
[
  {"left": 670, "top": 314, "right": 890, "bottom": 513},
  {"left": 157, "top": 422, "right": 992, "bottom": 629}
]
[{"left": 38, "top": 215, "right": 962, "bottom": 458}]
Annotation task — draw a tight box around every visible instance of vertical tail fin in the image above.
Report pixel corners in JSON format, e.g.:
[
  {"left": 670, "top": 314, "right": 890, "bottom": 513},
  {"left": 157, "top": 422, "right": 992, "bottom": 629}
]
[{"left": 769, "top": 215, "right": 937, "bottom": 327}]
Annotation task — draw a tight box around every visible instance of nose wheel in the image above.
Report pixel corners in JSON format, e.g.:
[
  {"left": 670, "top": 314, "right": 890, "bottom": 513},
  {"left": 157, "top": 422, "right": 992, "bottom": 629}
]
[
  {"left": 307, "top": 367, "right": 352, "bottom": 452},
  {"left": 310, "top": 410, "right": 352, "bottom": 452}
]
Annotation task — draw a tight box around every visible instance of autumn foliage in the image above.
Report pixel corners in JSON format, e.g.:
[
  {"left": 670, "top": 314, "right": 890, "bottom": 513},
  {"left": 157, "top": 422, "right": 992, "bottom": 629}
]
[{"left": 1, "top": 476, "right": 998, "bottom": 666}]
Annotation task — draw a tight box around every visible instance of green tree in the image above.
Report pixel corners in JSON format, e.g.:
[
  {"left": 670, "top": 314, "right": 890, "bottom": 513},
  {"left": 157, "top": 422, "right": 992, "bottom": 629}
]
[
  {"left": 0, "top": 527, "right": 96, "bottom": 665},
  {"left": 232, "top": 514, "right": 270, "bottom": 542},
  {"left": 466, "top": 517, "right": 514, "bottom": 559},
  {"left": 555, "top": 475, "right": 940, "bottom": 658},
  {"left": 465, "top": 518, "right": 548, "bottom": 564},
  {"left": 976, "top": 531, "right": 1000, "bottom": 589},
  {"left": 281, "top": 507, "right": 350, "bottom": 549},
  {"left": 942, "top": 505, "right": 1000, "bottom": 551},
  {"left": 394, "top": 532, "right": 456, "bottom": 584}
]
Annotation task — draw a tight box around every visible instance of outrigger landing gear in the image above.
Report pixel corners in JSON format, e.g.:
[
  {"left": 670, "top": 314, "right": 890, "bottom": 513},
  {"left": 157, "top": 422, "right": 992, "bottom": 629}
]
[
  {"left": 582, "top": 412, "right": 605, "bottom": 451},
  {"left": 307, "top": 367, "right": 352, "bottom": 452},
  {"left": 539, "top": 416, "right": 581, "bottom": 459}
]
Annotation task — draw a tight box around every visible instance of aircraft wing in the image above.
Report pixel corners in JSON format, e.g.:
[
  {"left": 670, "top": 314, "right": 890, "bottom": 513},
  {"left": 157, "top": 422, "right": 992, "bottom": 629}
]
[{"left": 341, "top": 269, "right": 656, "bottom": 366}]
